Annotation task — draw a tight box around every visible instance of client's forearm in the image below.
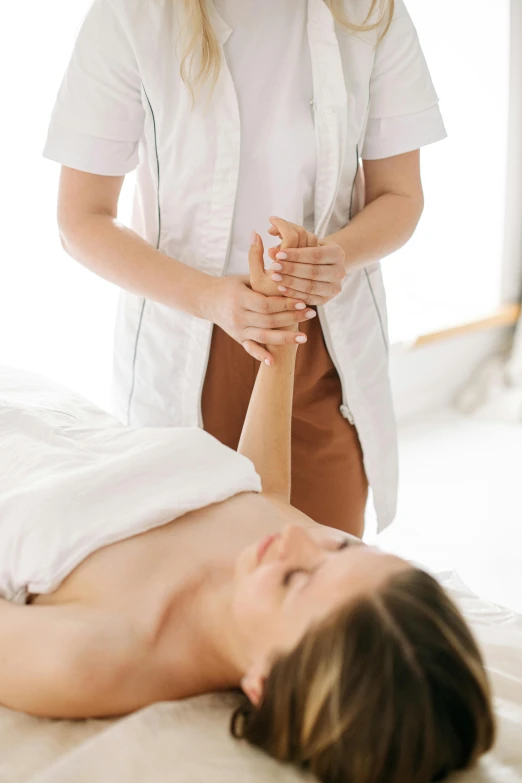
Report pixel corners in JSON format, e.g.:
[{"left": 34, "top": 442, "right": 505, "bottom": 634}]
[{"left": 237, "top": 337, "right": 298, "bottom": 501}]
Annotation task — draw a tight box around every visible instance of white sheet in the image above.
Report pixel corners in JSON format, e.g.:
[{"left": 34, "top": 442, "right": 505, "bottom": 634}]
[{"left": 0, "top": 367, "right": 261, "bottom": 602}]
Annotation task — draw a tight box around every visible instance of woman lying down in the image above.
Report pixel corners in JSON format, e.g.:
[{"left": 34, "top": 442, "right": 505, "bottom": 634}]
[{"left": 0, "top": 234, "right": 494, "bottom": 783}]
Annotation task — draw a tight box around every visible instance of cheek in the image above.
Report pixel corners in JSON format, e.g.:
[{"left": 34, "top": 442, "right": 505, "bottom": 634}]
[{"left": 232, "top": 569, "right": 282, "bottom": 645}]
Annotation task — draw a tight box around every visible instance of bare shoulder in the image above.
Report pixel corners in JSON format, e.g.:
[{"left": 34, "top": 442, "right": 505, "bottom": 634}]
[{"left": 0, "top": 598, "right": 149, "bottom": 718}]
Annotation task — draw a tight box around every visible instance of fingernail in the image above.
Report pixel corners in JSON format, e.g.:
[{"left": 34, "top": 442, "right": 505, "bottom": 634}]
[
  {"left": 264, "top": 358, "right": 272, "bottom": 366},
  {"left": 271, "top": 273, "right": 283, "bottom": 282},
  {"left": 295, "top": 335, "right": 307, "bottom": 344},
  {"left": 278, "top": 286, "right": 287, "bottom": 292},
  {"left": 306, "top": 310, "right": 316, "bottom": 319},
  {"left": 275, "top": 252, "right": 288, "bottom": 260},
  {"left": 295, "top": 302, "right": 306, "bottom": 310},
  {"left": 250, "top": 231, "right": 257, "bottom": 245},
  {"left": 271, "top": 263, "right": 283, "bottom": 271}
]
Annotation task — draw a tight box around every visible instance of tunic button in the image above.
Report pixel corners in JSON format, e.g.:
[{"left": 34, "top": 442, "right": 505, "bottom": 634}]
[{"left": 340, "top": 405, "right": 354, "bottom": 424}]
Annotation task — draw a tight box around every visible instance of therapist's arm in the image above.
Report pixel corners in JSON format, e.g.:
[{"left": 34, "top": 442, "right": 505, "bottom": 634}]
[
  {"left": 265, "top": 151, "right": 425, "bottom": 306},
  {"left": 56, "top": 167, "right": 313, "bottom": 361},
  {"left": 57, "top": 168, "right": 212, "bottom": 315},
  {"left": 325, "top": 150, "right": 425, "bottom": 270}
]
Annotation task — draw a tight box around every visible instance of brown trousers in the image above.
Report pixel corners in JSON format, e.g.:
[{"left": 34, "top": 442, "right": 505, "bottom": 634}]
[{"left": 201, "top": 314, "right": 368, "bottom": 537}]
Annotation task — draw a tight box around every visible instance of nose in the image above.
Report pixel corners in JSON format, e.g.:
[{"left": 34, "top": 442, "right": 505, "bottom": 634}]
[{"left": 278, "top": 524, "right": 319, "bottom": 560}]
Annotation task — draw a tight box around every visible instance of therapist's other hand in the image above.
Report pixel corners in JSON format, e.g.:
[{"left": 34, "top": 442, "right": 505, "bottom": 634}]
[
  {"left": 250, "top": 217, "right": 319, "bottom": 298},
  {"left": 202, "top": 274, "right": 315, "bottom": 365},
  {"left": 267, "top": 216, "right": 346, "bottom": 305}
]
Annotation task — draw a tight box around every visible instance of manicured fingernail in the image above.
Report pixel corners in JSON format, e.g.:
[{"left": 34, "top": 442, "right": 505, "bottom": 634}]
[
  {"left": 271, "top": 263, "right": 283, "bottom": 271},
  {"left": 271, "top": 273, "right": 283, "bottom": 282},
  {"left": 306, "top": 310, "right": 316, "bottom": 319},
  {"left": 250, "top": 231, "right": 257, "bottom": 245},
  {"left": 275, "top": 252, "right": 288, "bottom": 260},
  {"left": 295, "top": 302, "right": 306, "bottom": 310},
  {"left": 295, "top": 335, "right": 307, "bottom": 344},
  {"left": 278, "top": 286, "right": 287, "bottom": 292},
  {"left": 265, "top": 358, "right": 272, "bottom": 366}
]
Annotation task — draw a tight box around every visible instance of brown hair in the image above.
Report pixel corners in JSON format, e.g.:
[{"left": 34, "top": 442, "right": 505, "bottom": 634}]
[
  {"left": 231, "top": 568, "right": 495, "bottom": 783},
  {"left": 177, "top": 0, "right": 395, "bottom": 109}
]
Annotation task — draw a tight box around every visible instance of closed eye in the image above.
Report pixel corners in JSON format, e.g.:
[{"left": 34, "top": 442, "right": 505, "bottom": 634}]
[
  {"left": 282, "top": 568, "right": 306, "bottom": 586},
  {"left": 282, "top": 540, "right": 350, "bottom": 586}
]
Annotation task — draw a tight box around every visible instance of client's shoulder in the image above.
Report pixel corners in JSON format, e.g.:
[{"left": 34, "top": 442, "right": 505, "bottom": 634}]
[{"left": 0, "top": 599, "right": 151, "bottom": 719}]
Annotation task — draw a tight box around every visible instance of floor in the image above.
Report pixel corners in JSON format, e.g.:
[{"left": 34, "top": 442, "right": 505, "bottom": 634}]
[{"left": 366, "top": 409, "right": 522, "bottom": 614}]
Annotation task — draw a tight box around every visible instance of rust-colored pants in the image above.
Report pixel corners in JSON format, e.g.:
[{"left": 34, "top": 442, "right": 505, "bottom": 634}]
[{"left": 201, "top": 314, "right": 368, "bottom": 537}]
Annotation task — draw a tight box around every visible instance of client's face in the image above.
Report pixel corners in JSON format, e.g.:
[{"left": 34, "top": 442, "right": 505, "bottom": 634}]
[{"left": 232, "top": 525, "right": 410, "bottom": 684}]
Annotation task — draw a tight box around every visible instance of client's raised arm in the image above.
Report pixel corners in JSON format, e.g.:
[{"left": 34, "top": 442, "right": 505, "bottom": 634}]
[{"left": 237, "top": 222, "right": 317, "bottom": 502}]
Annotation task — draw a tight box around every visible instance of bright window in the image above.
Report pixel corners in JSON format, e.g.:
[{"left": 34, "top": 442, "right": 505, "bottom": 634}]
[{"left": 382, "top": 0, "right": 511, "bottom": 343}]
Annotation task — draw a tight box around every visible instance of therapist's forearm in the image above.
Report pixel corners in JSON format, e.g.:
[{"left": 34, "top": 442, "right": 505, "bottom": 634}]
[
  {"left": 322, "top": 192, "right": 424, "bottom": 271},
  {"left": 59, "top": 213, "right": 213, "bottom": 318}
]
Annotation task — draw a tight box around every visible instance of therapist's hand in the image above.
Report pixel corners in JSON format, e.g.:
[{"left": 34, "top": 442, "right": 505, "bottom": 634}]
[
  {"left": 266, "top": 216, "right": 346, "bottom": 305},
  {"left": 249, "top": 218, "right": 319, "bottom": 298},
  {"left": 201, "top": 275, "right": 315, "bottom": 364}
]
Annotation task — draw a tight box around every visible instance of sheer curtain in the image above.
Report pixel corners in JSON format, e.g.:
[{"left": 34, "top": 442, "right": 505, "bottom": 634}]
[
  {"left": 504, "top": 0, "right": 522, "bottom": 388},
  {"left": 456, "top": 0, "right": 522, "bottom": 420}
]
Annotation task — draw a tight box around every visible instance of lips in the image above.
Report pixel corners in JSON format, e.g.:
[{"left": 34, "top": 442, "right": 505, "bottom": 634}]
[{"left": 257, "top": 533, "right": 279, "bottom": 565}]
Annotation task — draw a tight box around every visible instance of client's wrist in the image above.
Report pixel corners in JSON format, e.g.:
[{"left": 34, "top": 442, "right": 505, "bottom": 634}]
[{"left": 270, "top": 330, "right": 300, "bottom": 362}]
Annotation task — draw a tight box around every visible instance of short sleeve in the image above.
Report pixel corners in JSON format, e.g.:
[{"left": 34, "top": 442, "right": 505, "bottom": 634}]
[
  {"left": 362, "top": 105, "right": 447, "bottom": 160},
  {"left": 362, "top": 0, "right": 447, "bottom": 160},
  {"left": 42, "top": 0, "right": 145, "bottom": 176}
]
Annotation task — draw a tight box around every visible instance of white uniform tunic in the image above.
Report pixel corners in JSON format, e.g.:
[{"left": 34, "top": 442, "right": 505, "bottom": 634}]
[{"left": 43, "top": 0, "right": 447, "bottom": 531}]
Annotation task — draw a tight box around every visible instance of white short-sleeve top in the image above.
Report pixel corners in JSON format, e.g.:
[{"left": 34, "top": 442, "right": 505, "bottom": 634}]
[
  {"left": 45, "top": 0, "right": 446, "bottom": 278},
  {"left": 43, "top": 0, "right": 447, "bottom": 531}
]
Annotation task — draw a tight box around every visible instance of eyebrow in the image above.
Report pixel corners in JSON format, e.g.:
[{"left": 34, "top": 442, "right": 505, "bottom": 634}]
[{"left": 297, "top": 539, "right": 352, "bottom": 593}]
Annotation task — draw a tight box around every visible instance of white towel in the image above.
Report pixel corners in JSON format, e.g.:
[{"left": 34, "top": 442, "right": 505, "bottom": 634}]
[{"left": 0, "top": 367, "right": 261, "bottom": 603}]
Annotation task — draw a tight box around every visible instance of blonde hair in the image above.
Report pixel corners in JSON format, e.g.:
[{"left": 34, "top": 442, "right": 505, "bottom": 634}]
[
  {"left": 231, "top": 568, "right": 496, "bottom": 783},
  {"left": 178, "top": 0, "right": 395, "bottom": 109}
]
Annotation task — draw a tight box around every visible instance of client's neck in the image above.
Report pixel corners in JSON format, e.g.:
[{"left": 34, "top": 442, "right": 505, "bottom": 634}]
[{"left": 176, "top": 563, "right": 249, "bottom": 693}]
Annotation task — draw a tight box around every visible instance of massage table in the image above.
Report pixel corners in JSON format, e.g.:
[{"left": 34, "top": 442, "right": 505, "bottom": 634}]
[{"left": 1, "top": 369, "right": 521, "bottom": 782}]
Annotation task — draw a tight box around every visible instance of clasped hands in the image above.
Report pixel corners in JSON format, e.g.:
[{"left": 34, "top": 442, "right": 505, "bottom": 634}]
[{"left": 206, "top": 216, "right": 346, "bottom": 365}]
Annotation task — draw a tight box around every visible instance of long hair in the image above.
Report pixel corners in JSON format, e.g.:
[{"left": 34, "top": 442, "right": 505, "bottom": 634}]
[
  {"left": 230, "top": 568, "right": 496, "bottom": 783},
  {"left": 177, "top": 0, "right": 395, "bottom": 109}
]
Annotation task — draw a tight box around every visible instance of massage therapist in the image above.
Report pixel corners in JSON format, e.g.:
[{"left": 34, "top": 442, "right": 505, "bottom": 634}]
[{"left": 43, "top": 0, "right": 446, "bottom": 536}]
